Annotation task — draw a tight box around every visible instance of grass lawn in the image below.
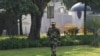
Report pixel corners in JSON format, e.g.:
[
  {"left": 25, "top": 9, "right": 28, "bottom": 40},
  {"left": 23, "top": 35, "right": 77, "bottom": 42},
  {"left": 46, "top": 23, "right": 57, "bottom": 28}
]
[{"left": 0, "top": 45, "right": 100, "bottom": 56}]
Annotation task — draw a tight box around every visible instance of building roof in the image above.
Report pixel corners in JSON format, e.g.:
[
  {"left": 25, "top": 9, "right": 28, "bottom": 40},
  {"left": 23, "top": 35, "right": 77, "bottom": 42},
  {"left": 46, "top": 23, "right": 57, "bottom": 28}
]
[
  {"left": 71, "top": 2, "right": 91, "bottom": 11},
  {"left": 70, "top": 2, "right": 91, "bottom": 19}
]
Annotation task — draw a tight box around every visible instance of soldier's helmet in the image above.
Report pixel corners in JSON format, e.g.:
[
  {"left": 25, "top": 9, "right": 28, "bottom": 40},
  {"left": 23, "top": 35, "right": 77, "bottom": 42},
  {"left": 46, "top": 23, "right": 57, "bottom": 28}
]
[{"left": 51, "top": 22, "right": 56, "bottom": 27}]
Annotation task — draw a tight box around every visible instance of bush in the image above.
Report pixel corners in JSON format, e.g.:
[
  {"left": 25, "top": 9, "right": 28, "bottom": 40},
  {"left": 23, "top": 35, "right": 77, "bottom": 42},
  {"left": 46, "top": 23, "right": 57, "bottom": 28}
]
[
  {"left": 0, "top": 38, "right": 22, "bottom": 49},
  {"left": 0, "top": 35, "right": 94, "bottom": 50},
  {"left": 65, "top": 25, "right": 79, "bottom": 35},
  {"left": 73, "top": 35, "right": 94, "bottom": 45},
  {"left": 68, "top": 27, "right": 79, "bottom": 35},
  {"left": 0, "top": 38, "right": 49, "bottom": 50}
]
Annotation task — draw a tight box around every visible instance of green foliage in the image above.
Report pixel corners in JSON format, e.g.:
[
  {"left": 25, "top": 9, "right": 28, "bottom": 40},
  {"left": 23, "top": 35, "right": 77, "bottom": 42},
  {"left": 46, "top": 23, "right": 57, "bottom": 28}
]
[
  {"left": 86, "top": 17, "right": 100, "bottom": 32},
  {"left": 63, "top": 0, "right": 100, "bottom": 12},
  {"left": 86, "top": 17, "right": 100, "bottom": 47},
  {"left": 60, "top": 35, "right": 94, "bottom": 46},
  {"left": 0, "top": 38, "right": 49, "bottom": 50},
  {"left": 63, "top": 0, "right": 76, "bottom": 10},
  {"left": 0, "top": 0, "right": 39, "bottom": 18},
  {"left": 0, "top": 35, "right": 95, "bottom": 50}
]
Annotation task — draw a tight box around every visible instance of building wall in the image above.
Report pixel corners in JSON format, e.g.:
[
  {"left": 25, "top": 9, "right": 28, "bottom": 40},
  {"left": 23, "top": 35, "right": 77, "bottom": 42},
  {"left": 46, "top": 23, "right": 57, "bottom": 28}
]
[
  {"left": 41, "top": 11, "right": 72, "bottom": 33},
  {"left": 22, "top": 11, "right": 93, "bottom": 34},
  {"left": 22, "top": 11, "right": 73, "bottom": 34},
  {"left": 22, "top": 1, "right": 92, "bottom": 34}
]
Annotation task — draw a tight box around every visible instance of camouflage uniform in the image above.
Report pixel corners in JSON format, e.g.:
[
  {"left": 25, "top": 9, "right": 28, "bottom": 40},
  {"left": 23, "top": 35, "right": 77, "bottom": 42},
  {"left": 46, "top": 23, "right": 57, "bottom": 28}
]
[{"left": 47, "top": 23, "right": 60, "bottom": 56}]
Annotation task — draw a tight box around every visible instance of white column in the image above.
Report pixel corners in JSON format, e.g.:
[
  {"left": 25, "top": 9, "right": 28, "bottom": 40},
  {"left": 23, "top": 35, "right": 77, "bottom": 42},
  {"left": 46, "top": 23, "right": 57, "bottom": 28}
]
[{"left": 17, "top": 19, "right": 20, "bottom": 35}]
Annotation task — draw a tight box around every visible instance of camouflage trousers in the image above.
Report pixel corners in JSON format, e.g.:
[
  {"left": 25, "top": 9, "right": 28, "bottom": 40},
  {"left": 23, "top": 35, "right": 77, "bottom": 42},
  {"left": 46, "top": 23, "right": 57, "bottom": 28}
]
[
  {"left": 50, "top": 42, "right": 57, "bottom": 56},
  {"left": 50, "top": 39, "right": 58, "bottom": 56}
]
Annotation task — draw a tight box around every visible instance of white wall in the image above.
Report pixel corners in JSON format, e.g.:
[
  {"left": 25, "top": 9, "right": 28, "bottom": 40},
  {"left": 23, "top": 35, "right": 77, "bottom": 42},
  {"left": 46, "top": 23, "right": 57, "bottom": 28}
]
[
  {"left": 69, "top": 11, "right": 84, "bottom": 29},
  {"left": 41, "top": 11, "right": 72, "bottom": 33},
  {"left": 22, "top": 11, "right": 93, "bottom": 34},
  {"left": 21, "top": 1, "right": 92, "bottom": 34},
  {"left": 22, "top": 11, "right": 73, "bottom": 34}
]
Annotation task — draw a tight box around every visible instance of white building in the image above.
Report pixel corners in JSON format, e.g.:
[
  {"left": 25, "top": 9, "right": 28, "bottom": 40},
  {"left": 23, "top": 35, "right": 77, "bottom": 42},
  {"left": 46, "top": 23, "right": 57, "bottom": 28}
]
[{"left": 22, "top": 1, "right": 92, "bottom": 34}]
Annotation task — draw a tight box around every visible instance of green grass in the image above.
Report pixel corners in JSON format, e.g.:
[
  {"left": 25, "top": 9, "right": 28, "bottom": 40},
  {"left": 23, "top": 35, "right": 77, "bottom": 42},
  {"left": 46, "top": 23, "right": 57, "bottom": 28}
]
[
  {"left": 0, "top": 36, "right": 27, "bottom": 40},
  {"left": 0, "top": 34, "right": 47, "bottom": 40},
  {"left": 0, "top": 45, "right": 100, "bottom": 56}
]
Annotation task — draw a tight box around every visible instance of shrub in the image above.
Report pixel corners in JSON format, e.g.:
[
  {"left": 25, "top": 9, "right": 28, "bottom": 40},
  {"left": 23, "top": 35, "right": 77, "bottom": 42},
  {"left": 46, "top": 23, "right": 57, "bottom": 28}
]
[
  {"left": 39, "top": 38, "right": 49, "bottom": 47},
  {"left": 67, "top": 27, "right": 79, "bottom": 35},
  {"left": 0, "top": 38, "right": 22, "bottom": 49},
  {"left": 0, "top": 35, "right": 94, "bottom": 50},
  {"left": 0, "top": 38, "right": 47, "bottom": 50},
  {"left": 65, "top": 24, "right": 79, "bottom": 35}
]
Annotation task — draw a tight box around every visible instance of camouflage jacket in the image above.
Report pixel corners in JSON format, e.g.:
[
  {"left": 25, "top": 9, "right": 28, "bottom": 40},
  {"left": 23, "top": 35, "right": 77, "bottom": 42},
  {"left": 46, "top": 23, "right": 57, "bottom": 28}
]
[{"left": 47, "top": 27, "right": 60, "bottom": 42}]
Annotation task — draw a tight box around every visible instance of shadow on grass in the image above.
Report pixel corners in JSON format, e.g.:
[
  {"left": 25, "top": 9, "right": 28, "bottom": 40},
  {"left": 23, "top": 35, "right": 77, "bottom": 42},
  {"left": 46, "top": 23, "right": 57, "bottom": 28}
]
[{"left": 57, "top": 45, "right": 100, "bottom": 56}]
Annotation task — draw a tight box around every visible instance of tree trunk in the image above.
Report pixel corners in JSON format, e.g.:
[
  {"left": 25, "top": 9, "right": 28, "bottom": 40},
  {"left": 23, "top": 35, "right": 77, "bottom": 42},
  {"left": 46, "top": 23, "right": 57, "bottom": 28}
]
[
  {"left": 28, "top": 12, "right": 43, "bottom": 40},
  {"left": 0, "top": 14, "right": 4, "bottom": 35},
  {"left": 19, "top": 18, "right": 23, "bottom": 35},
  {"left": 93, "top": 28, "right": 97, "bottom": 43},
  {"left": 84, "top": 0, "right": 87, "bottom": 35},
  {"left": 7, "top": 14, "right": 18, "bottom": 36},
  {"left": 0, "top": 13, "right": 18, "bottom": 36},
  {"left": 28, "top": 0, "right": 50, "bottom": 40},
  {"left": 91, "top": 27, "right": 99, "bottom": 47}
]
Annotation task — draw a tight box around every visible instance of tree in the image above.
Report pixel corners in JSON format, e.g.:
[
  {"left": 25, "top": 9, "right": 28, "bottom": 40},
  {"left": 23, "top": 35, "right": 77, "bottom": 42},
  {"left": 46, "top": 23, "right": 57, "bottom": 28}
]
[
  {"left": 63, "top": 0, "right": 76, "bottom": 10},
  {"left": 86, "top": 17, "right": 100, "bottom": 46},
  {"left": 0, "top": 0, "right": 50, "bottom": 40},
  {"left": 0, "top": 0, "right": 39, "bottom": 36},
  {"left": 63, "top": 0, "right": 100, "bottom": 11},
  {"left": 28, "top": 0, "right": 50, "bottom": 40}
]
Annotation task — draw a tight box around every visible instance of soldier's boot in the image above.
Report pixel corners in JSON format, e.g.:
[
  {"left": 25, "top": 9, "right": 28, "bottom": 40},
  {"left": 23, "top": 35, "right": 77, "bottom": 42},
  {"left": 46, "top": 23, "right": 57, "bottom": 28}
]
[
  {"left": 54, "top": 53, "right": 56, "bottom": 56},
  {"left": 51, "top": 49, "right": 56, "bottom": 56},
  {"left": 51, "top": 52, "right": 56, "bottom": 56}
]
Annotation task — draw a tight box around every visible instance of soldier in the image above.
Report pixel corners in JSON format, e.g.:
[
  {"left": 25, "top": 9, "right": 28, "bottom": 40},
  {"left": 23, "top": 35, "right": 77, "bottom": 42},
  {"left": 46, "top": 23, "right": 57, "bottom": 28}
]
[{"left": 47, "top": 22, "right": 60, "bottom": 56}]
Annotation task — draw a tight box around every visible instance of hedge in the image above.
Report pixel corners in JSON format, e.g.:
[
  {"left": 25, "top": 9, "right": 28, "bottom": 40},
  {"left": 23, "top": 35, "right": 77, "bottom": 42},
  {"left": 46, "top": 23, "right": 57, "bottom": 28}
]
[{"left": 0, "top": 35, "right": 95, "bottom": 50}]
